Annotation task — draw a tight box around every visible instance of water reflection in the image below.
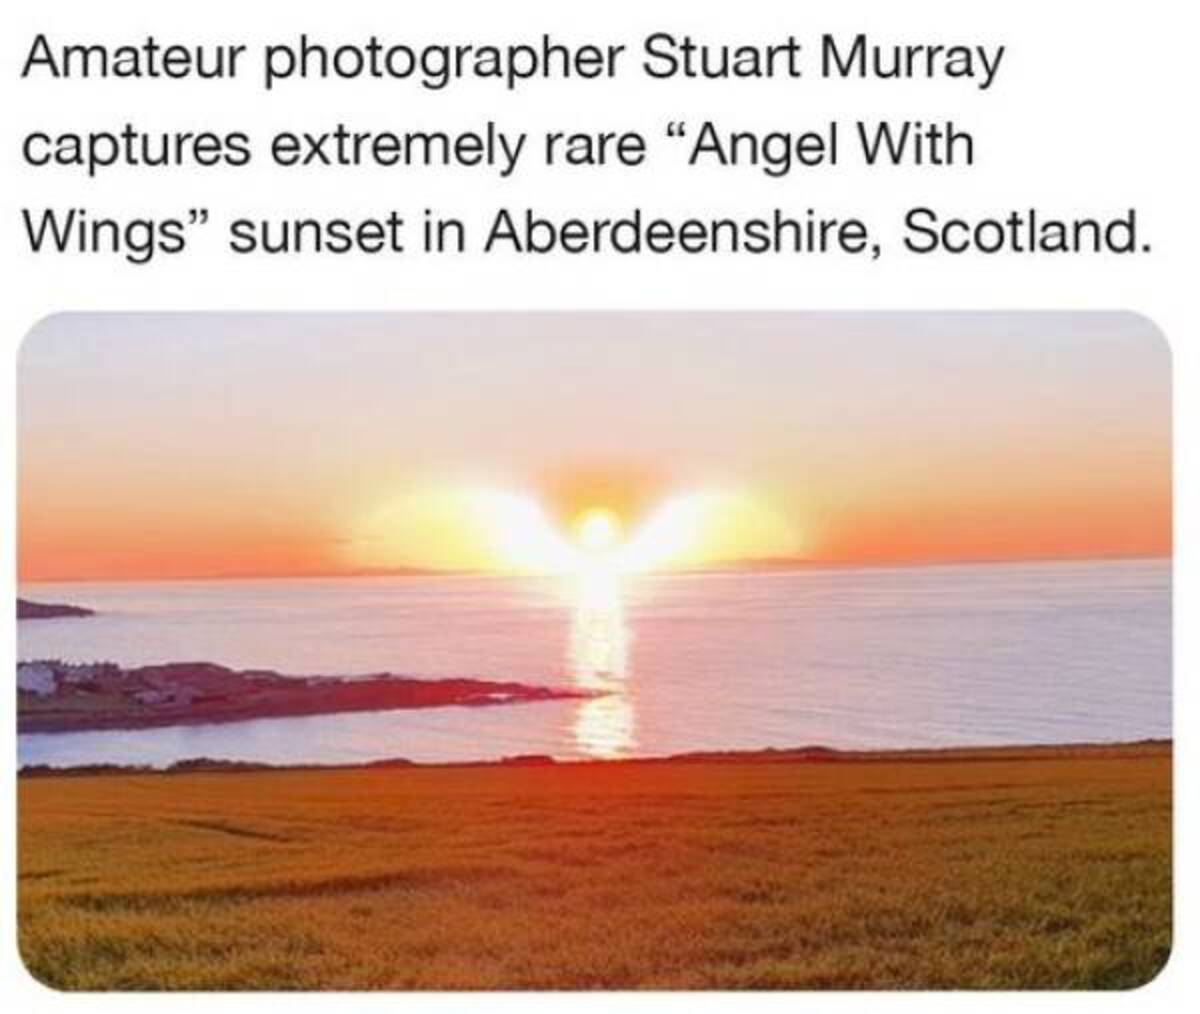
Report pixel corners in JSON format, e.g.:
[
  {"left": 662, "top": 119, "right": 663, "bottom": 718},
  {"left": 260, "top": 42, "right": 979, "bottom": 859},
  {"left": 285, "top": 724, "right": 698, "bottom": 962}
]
[{"left": 567, "top": 564, "right": 634, "bottom": 758}]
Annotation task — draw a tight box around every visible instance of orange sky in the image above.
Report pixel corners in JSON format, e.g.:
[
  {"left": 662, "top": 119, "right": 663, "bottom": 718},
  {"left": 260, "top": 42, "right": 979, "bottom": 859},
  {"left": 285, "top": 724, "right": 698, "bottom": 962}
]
[{"left": 18, "top": 312, "right": 1171, "bottom": 582}]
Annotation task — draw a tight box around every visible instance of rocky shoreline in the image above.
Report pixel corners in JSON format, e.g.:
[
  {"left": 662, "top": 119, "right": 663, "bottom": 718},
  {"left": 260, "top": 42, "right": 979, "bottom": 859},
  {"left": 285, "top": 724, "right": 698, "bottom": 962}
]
[{"left": 17, "top": 659, "right": 594, "bottom": 734}]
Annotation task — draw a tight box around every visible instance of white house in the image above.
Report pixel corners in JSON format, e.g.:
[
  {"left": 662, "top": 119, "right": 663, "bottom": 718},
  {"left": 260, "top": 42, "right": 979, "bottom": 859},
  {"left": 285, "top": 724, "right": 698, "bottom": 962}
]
[{"left": 17, "top": 662, "right": 57, "bottom": 696}]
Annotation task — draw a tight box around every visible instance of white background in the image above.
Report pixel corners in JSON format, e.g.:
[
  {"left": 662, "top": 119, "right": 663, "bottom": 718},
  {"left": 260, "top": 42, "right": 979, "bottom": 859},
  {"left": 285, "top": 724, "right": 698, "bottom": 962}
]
[{"left": 1, "top": 0, "right": 1193, "bottom": 1009}]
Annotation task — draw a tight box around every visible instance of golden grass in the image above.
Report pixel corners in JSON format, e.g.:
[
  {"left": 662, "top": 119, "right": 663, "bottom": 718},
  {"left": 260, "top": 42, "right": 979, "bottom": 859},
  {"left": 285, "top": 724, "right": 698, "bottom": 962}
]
[{"left": 18, "top": 743, "right": 1171, "bottom": 990}]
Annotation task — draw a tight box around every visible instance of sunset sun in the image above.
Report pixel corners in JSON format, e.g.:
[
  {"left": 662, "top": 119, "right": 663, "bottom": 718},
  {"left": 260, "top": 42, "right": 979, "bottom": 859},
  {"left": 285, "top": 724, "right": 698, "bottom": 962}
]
[{"left": 575, "top": 508, "right": 622, "bottom": 555}]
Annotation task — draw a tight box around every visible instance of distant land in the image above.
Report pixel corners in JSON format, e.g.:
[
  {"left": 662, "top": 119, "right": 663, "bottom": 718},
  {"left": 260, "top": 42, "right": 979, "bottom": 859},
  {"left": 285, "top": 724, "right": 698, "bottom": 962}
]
[
  {"left": 16, "top": 598, "right": 94, "bottom": 620},
  {"left": 17, "top": 660, "right": 594, "bottom": 734}
]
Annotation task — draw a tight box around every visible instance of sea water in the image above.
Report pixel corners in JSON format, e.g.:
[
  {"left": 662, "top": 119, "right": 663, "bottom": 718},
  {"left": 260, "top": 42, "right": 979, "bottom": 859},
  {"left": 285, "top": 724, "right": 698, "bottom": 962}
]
[{"left": 17, "top": 558, "right": 1170, "bottom": 767}]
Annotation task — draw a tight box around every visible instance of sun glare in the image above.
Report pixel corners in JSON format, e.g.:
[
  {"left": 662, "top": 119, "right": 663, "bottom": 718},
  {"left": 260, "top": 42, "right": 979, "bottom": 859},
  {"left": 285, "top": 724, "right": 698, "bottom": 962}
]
[
  {"left": 576, "top": 509, "right": 622, "bottom": 555},
  {"left": 352, "top": 484, "right": 798, "bottom": 576}
]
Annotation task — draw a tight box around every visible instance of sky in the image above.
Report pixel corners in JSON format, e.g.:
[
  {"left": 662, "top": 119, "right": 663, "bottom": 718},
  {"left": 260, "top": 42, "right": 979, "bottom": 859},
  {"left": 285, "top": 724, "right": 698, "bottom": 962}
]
[{"left": 17, "top": 312, "right": 1171, "bottom": 582}]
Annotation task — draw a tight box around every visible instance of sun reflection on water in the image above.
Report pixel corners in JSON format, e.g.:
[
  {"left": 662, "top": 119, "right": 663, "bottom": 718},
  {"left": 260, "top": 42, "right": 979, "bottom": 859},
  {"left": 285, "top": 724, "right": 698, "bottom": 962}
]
[{"left": 567, "top": 562, "right": 634, "bottom": 758}]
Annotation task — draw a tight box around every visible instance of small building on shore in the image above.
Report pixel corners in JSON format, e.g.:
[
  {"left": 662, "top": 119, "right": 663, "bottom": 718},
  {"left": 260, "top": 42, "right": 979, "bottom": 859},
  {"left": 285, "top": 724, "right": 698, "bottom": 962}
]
[{"left": 17, "top": 662, "right": 57, "bottom": 696}]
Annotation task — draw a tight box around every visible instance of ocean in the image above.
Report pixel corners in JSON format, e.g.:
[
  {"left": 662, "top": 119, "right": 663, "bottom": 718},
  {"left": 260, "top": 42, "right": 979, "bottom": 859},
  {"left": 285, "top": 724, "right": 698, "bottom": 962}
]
[{"left": 17, "top": 558, "right": 1170, "bottom": 768}]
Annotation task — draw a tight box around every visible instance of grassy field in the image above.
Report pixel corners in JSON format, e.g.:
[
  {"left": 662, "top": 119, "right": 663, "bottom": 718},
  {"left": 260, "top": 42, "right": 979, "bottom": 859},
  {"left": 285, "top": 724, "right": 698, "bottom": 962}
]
[{"left": 18, "top": 743, "right": 1171, "bottom": 990}]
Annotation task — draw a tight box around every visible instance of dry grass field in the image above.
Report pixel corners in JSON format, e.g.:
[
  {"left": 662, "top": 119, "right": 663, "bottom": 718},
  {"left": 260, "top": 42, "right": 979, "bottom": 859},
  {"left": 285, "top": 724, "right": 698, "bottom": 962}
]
[{"left": 18, "top": 743, "right": 1171, "bottom": 990}]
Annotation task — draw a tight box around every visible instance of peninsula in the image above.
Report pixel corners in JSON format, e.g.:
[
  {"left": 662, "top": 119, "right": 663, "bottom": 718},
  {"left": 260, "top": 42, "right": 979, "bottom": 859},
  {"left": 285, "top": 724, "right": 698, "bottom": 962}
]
[
  {"left": 17, "top": 659, "right": 591, "bottom": 734},
  {"left": 17, "top": 598, "right": 94, "bottom": 620}
]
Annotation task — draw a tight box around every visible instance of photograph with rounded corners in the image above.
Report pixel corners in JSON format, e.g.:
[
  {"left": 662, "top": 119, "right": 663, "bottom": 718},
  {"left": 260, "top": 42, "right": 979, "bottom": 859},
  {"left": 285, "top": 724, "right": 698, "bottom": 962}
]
[{"left": 16, "top": 311, "right": 1171, "bottom": 990}]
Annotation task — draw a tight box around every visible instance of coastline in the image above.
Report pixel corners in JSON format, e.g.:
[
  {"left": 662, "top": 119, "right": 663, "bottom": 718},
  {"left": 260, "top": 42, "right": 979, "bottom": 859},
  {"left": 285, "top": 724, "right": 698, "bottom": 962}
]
[
  {"left": 16, "top": 597, "right": 94, "bottom": 619},
  {"left": 17, "top": 659, "right": 594, "bottom": 734},
  {"left": 18, "top": 737, "right": 1172, "bottom": 778}
]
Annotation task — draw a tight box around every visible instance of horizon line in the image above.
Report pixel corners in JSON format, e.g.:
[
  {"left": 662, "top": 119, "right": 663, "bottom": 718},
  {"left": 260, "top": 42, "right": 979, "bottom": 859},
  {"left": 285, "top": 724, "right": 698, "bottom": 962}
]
[{"left": 16, "top": 550, "right": 1172, "bottom": 586}]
